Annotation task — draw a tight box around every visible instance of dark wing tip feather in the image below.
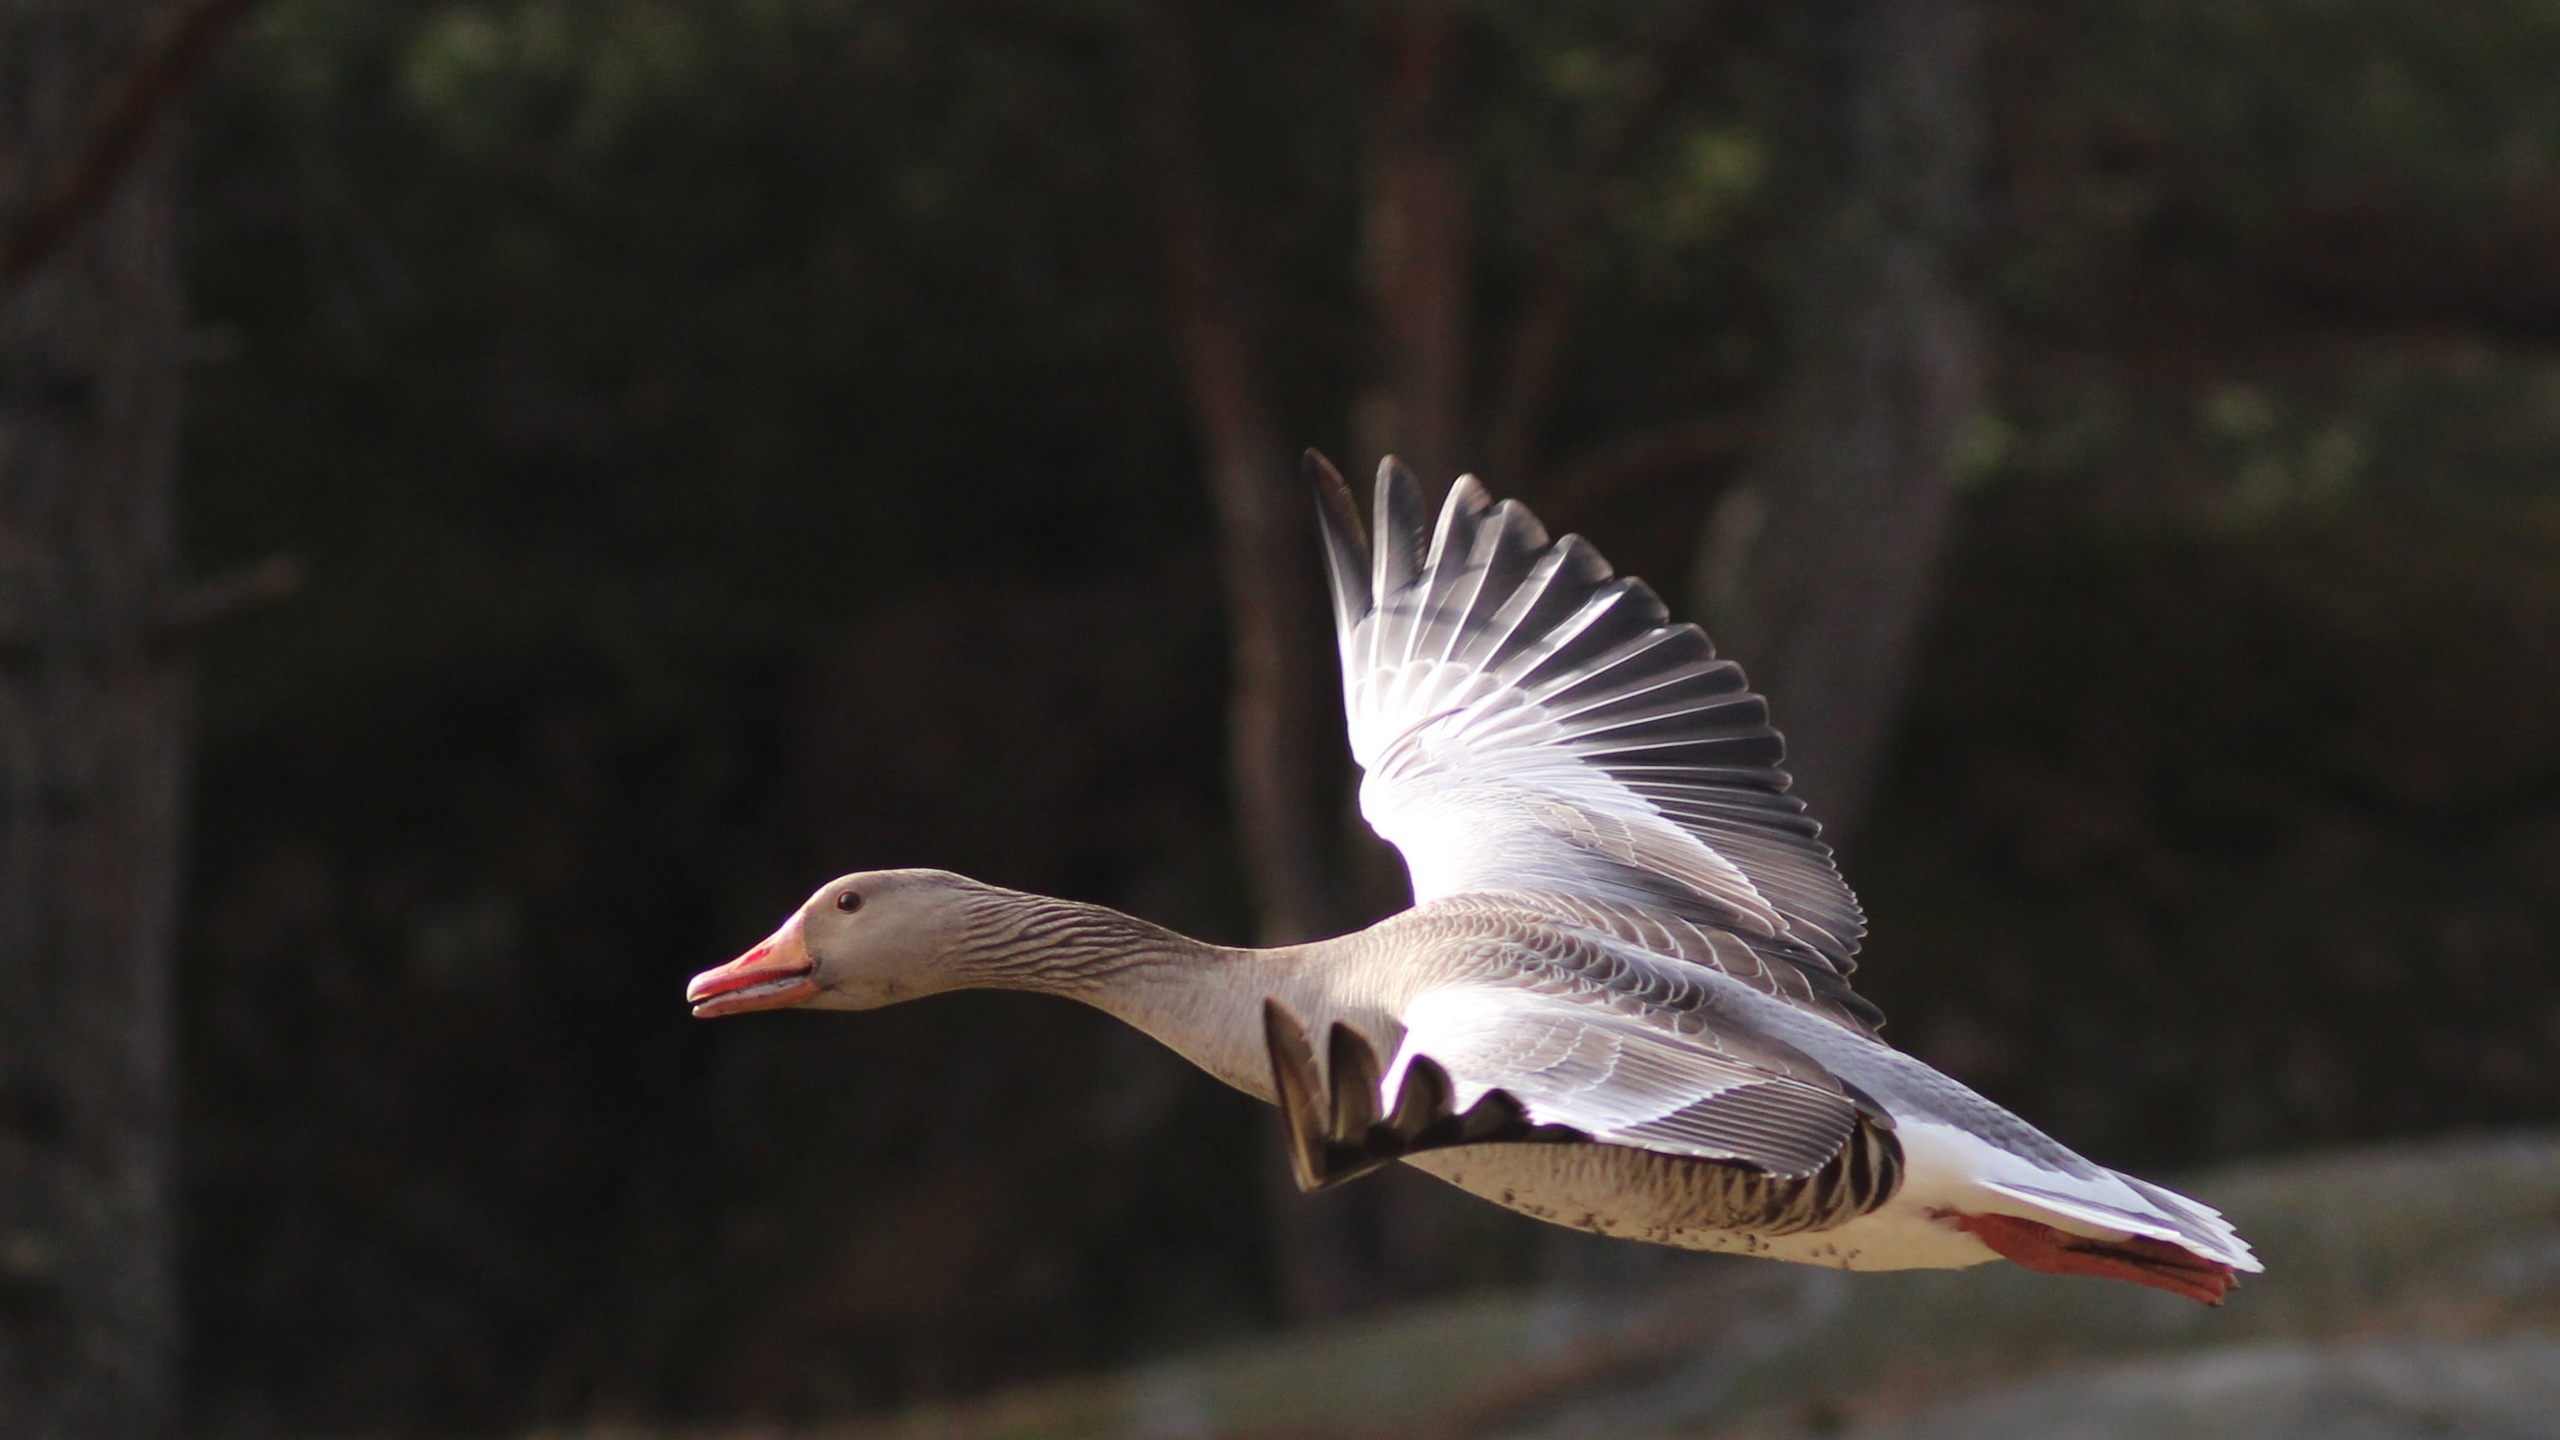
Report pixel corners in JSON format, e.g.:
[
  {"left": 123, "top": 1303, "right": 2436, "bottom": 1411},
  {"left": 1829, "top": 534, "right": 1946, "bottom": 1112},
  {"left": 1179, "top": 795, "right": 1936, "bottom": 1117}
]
[
  {"left": 1308, "top": 450, "right": 1372, "bottom": 632},
  {"left": 1373, "top": 457, "right": 1428, "bottom": 600},
  {"left": 1488, "top": 497, "right": 1548, "bottom": 551},
  {"left": 1434, "top": 474, "right": 1494, "bottom": 556},
  {"left": 1306, "top": 449, "right": 1357, "bottom": 534}
]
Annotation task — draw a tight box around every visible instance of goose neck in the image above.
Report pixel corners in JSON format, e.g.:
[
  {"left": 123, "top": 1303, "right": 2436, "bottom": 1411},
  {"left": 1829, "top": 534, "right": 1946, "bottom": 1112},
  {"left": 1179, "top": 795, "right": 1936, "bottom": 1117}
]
[
  {"left": 958, "top": 892, "right": 1320, "bottom": 1099},
  {"left": 954, "top": 891, "right": 1237, "bottom": 996}
]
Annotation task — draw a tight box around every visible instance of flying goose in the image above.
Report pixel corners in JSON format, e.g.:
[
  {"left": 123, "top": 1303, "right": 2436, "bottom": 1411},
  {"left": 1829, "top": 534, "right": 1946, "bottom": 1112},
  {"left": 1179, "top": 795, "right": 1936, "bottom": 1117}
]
[{"left": 688, "top": 457, "right": 2258, "bottom": 1303}]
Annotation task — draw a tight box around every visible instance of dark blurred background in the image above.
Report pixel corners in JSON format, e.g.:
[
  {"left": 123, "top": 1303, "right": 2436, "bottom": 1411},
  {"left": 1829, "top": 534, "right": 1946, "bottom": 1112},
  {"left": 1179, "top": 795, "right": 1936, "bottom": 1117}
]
[{"left": 6, "top": 0, "right": 2560, "bottom": 1435}]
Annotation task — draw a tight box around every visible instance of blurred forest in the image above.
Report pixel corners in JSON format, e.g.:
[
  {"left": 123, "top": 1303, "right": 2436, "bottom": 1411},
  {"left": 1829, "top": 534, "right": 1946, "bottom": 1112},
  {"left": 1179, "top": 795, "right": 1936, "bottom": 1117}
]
[{"left": 25, "top": 0, "right": 2560, "bottom": 1431}]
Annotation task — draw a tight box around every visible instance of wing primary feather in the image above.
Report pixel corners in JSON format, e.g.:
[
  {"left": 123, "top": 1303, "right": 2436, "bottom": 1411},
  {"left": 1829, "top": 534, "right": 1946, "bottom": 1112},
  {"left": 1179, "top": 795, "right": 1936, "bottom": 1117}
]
[
  {"left": 1454, "top": 539, "right": 1587, "bottom": 674},
  {"left": 1387, "top": 1053, "right": 1456, "bottom": 1134},
  {"left": 1499, "top": 540, "right": 1619, "bottom": 667},
  {"left": 1529, "top": 629, "right": 1721, "bottom": 713},
  {"left": 1448, "top": 502, "right": 1549, "bottom": 652},
  {"left": 1567, "top": 698, "right": 1772, "bottom": 747},
  {"left": 1363, "top": 458, "right": 1429, "bottom": 691},
  {"left": 1263, "top": 999, "right": 1332, "bottom": 1193},
  {"left": 1513, "top": 583, "right": 1674, "bottom": 694},
  {"left": 1372, "top": 458, "right": 1427, "bottom": 615},
  {"left": 1407, "top": 475, "right": 1493, "bottom": 671},
  {"left": 1550, "top": 661, "right": 1753, "bottom": 727},
  {"left": 1423, "top": 475, "right": 1491, "bottom": 576},
  {"left": 1421, "top": 486, "right": 1518, "bottom": 670},
  {"left": 1307, "top": 451, "right": 1371, "bottom": 642},
  {"left": 1327, "top": 1022, "right": 1386, "bottom": 1136},
  {"left": 1420, "top": 477, "right": 1493, "bottom": 614},
  {"left": 1494, "top": 579, "right": 1655, "bottom": 692}
]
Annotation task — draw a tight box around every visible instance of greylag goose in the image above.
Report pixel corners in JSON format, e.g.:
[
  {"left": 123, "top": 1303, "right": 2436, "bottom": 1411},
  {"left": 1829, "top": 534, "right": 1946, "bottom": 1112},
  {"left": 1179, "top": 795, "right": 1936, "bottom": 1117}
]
[{"left": 688, "top": 457, "right": 2259, "bottom": 1303}]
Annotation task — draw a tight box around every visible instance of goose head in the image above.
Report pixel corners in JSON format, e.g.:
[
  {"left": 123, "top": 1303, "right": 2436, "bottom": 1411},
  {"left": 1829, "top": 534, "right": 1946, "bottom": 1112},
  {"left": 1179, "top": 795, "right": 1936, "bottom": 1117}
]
[{"left": 686, "top": 868, "right": 987, "bottom": 1018}]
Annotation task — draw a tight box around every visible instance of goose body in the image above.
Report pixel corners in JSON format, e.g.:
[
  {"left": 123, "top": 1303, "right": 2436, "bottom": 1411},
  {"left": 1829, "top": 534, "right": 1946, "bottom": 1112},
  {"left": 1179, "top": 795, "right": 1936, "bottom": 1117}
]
[{"left": 689, "top": 459, "right": 2259, "bottom": 1303}]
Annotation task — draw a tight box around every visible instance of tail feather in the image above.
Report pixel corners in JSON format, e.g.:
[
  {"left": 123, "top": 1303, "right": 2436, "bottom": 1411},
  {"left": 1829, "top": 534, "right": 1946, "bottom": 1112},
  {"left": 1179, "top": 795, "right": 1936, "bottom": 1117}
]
[
  {"left": 1951, "top": 1210, "right": 2241, "bottom": 1306},
  {"left": 1979, "top": 1174, "right": 2260, "bottom": 1275}
]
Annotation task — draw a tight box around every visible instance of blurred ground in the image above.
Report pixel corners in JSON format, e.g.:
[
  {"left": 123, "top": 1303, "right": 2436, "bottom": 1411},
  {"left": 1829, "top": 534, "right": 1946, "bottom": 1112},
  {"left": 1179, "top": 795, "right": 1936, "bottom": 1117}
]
[
  {"left": 1822, "top": 1340, "right": 2560, "bottom": 1440},
  {"left": 525, "top": 1132, "right": 2560, "bottom": 1439}
]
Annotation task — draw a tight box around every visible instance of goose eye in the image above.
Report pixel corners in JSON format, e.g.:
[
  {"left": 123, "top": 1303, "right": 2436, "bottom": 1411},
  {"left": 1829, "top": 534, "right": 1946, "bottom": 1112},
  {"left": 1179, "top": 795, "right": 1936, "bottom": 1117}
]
[{"left": 834, "top": 890, "right": 863, "bottom": 913}]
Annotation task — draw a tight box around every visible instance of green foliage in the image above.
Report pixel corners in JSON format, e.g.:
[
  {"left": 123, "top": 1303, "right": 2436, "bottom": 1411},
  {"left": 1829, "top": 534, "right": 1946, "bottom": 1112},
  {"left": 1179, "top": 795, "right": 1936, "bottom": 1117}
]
[{"left": 2083, "top": 0, "right": 2560, "bottom": 226}]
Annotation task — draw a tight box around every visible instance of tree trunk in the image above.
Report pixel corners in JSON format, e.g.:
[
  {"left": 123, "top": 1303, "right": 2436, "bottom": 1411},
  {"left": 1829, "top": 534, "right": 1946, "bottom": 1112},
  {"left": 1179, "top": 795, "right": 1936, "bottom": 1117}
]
[
  {"left": 1702, "top": 0, "right": 1984, "bottom": 842},
  {"left": 1360, "top": 0, "right": 1470, "bottom": 485},
  {"left": 0, "top": 3, "right": 190, "bottom": 1435},
  {"left": 1132, "top": 0, "right": 1399, "bottom": 1322},
  {"left": 1129, "top": 0, "right": 1339, "bottom": 950}
]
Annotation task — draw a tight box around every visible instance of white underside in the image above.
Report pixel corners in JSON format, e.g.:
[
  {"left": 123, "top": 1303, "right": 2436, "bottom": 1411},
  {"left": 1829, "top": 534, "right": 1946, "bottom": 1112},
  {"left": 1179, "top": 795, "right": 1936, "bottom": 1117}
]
[{"left": 1402, "top": 1120, "right": 2261, "bottom": 1274}]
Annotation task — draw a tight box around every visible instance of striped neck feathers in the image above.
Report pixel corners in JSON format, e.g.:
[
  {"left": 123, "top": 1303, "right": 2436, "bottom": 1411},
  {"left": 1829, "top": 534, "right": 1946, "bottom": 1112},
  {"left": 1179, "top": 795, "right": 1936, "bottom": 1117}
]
[{"left": 942, "top": 883, "right": 1222, "bottom": 995}]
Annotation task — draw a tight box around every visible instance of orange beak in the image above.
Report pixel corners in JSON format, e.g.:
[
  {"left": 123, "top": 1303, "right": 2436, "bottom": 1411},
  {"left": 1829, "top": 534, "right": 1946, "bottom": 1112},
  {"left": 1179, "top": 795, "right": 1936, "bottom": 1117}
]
[{"left": 687, "top": 916, "right": 820, "bottom": 1018}]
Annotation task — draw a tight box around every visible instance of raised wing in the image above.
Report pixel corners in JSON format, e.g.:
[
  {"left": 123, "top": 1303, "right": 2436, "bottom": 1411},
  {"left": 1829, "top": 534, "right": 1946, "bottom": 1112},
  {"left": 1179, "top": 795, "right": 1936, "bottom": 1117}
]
[{"left": 1314, "top": 456, "right": 1874, "bottom": 1029}]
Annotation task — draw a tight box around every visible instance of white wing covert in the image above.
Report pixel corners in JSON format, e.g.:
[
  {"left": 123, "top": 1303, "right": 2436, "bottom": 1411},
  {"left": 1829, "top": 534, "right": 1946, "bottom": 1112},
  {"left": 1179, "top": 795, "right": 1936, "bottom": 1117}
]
[{"left": 1316, "top": 458, "right": 1879, "bottom": 1032}]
